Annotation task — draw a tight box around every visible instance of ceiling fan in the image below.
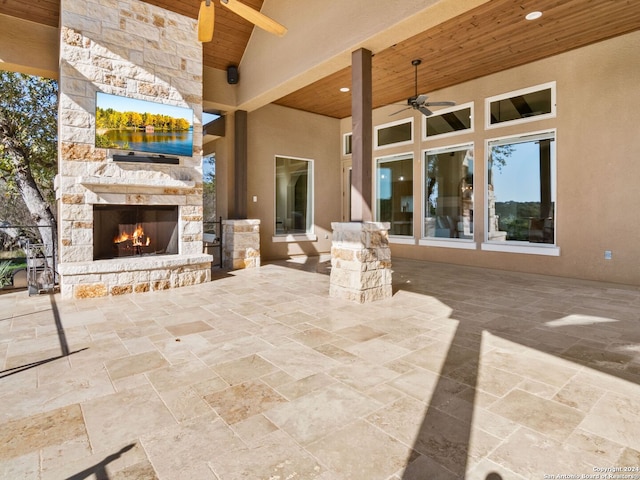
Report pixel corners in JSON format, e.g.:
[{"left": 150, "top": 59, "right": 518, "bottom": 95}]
[
  {"left": 198, "top": 0, "right": 287, "bottom": 43},
  {"left": 390, "top": 59, "right": 455, "bottom": 116}
]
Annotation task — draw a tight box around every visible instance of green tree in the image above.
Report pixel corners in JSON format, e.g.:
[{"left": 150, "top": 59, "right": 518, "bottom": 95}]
[
  {"left": 0, "top": 71, "right": 57, "bottom": 249},
  {"left": 203, "top": 154, "right": 216, "bottom": 223}
]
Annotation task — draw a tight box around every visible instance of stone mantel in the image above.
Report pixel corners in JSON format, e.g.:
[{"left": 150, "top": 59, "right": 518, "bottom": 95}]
[{"left": 77, "top": 175, "right": 196, "bottom": 192}]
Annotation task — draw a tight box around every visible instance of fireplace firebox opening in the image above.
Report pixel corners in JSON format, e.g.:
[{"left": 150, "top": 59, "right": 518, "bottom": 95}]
[{"left": 93, "top": 205, "right": 179, "bottom": 260}]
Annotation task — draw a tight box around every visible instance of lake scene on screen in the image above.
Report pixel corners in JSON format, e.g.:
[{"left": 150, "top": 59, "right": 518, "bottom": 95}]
[{"left": 96, "top": 92, "right": 194, "bottom": 157}]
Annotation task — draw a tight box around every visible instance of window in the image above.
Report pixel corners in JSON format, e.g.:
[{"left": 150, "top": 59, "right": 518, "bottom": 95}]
[
  {"left": 376, "top": 154, "right": 413, "bottom": 236},
  {"left": 486, "top": 131, "right": 556, "bottom": 249},
  {"left": 424, "top": 103, "right": 473, "bottom": 139},
  {"left": 375, "top": 118, "right": 413, "bottom": 149},
  {"left": 486, "top": 82, "right": 555, "bottom": 128},
  {"left": 424, "top": 144, "right": 474, "bottom": 240},
  {"left": 275, "top": 156, "right": 313, "bottom": 235},
  {"left": 343, "top": 133, "right": 352, "bottom": 155}
]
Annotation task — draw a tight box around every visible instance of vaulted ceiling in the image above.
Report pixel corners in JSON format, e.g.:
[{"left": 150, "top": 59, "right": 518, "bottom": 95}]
[{"left": 1, "top": 0, "right": 639, "bottom": 119}]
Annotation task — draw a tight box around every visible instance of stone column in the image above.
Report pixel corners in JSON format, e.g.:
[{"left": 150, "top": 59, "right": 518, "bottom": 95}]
[
  {"left": 330, "top": 222, "right": 392, "bottom": 303},
  {"left": 223, "top": 219, "right": 260, "bottom": 270}
]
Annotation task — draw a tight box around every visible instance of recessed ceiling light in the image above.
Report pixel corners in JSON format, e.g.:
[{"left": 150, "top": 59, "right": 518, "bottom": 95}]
[
  {"left": 340, "top": 87, "right": 350, "bottom": 93},
  {"left": 525, "top": 11, "right": 542, "bottom": 21}
]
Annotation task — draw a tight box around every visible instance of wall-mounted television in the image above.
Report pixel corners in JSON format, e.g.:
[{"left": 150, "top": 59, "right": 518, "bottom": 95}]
[{"left": 95, "top": 92, "right": 194, "bottom": 157}]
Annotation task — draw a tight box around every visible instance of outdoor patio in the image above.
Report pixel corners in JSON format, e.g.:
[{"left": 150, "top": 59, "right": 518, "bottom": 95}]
[{"left": 1, "top": 257, "right": 639, "bottom": 479}]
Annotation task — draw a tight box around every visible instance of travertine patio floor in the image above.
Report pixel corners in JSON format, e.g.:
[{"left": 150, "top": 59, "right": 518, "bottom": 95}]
[{"left": 1, "top": 257, "right": 640, "bottom": 479}]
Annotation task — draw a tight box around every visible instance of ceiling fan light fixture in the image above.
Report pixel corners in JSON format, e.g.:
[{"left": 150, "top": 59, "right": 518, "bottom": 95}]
[{"left": 525, "top": 11, "right": 543, "bottom": 21}]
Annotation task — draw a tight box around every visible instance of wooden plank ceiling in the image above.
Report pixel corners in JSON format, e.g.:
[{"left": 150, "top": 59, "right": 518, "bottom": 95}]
[
  {"left": 274, "top": 0, "right": 640, "bottom": 118},
  {"left": 2, "top": 0, "right": 639, "bottom": 119}
]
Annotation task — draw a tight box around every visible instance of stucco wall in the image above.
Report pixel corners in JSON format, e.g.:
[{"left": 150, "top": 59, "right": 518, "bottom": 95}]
[
  {"left": 244, "top": 104, "right": 341, "bottom": 260},
  {"left": 341, "top": 31, "right": 640, "bottom": 286}
]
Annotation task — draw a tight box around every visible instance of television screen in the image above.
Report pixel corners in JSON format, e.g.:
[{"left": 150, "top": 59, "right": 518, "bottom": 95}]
[{"left": 95, "top": 92, "right": 194, "bottom": 157}]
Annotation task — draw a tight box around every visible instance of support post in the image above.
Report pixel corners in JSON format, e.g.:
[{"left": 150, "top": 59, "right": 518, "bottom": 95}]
[
  {"left": 234, "top": 110, "right": 248, "bottom": 219},
  {"left": 351, "top": 48, "right": 373, "bottom": 222}
]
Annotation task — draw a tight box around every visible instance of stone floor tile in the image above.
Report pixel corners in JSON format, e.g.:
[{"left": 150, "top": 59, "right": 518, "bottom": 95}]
[
  {"left": 82, "top": 384, "right": 175, "bottom": 452},
  {"left": 335, "top": 324, "right": 387, "bottom": 343},
  {"left": 142, "top": 414, "right": 240, "bottom": 480},
  {"left": 617, "top": 447, "right": 640, "bottom": 467},
  {"left": 288, "top": 326, "right": 339, "bottom": 347},
  {"left": 211, "top": 353, "right": 278, "bottom": 385},
  {"left": 164, "top": 319, "right": 214, "bottom": 337},
  {"left": 157, "top": 385, "right": 216, "bottom": 422},
  {"left": 229, "top": 413, "right": 279, "bottom": 446},
  {"left": 329, "top": 359, "right": 399, "bottom": 392},
  {"left": 306, "top": 419, "right": 411, "bottom": 480},
  {"left": 258, "top": 341, "right": 340, "bottom": 379},
  {"left": 105, "top": 350, "right": 169, "bottom": 381},
  {"left": 275, "top": 372, "right": 336, "bottom": 400},
  {"left": 0, "top": 452, "right": 39, "bottom": 480},
  {"left": 366, "top": 395, "right": 472, "bottom": 476},
  {"left": 42, "top": 441, "right": 149, "bottom": 480},
  {"left": 0, "top": 404, "right": 87, "bottom": 461},
  {"left": 196, "top": 335, "right": 274, "bottom": 366},
  {"left": 264, "top": 382, "right": 381, "bottom": 445},
  {"left": 490, "top": 389, "right": 585, "bottom": 441},
  {"left": 488, "top": 427, "right": 594, "bottom": 477},
  {"left": 145, "top": 359, "right": 218, "bottom": 392},
  {"left": 579, "top": 391, "right": 640, "bottom": 451},
  {"left": 346, "top": 337, "right": 412, "bottom": 365},
  {"left": 208, "top": 429, "right": 325, "bottom": 479},
  {"left": 553, "top": 376, "right": 606, "bottom": 412},
  {"left": 203, "top": 379, "right": 287, "bottom": 424}
]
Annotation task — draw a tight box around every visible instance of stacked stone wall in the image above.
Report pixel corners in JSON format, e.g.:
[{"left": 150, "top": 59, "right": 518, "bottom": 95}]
[
  {"left": 223, "top": 220, "right": 261, "bottom": 270},
  {"left": 329, "top": 222, "right": 392, "bottom": 303},
  {"left": 57, "top": 0, "right": 211, "bottom": 299}
]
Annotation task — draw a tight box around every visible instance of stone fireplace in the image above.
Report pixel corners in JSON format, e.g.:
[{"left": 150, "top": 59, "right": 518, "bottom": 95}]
[{"left": 56, "top": 0, "right": 212, "bottom": 299}]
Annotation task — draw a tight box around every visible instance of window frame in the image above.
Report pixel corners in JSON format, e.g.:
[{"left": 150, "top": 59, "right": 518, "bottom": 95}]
[
  {"left": 374, "top": 117, "right": 414, "bottom": 150},
  {"left": 485, "top": 82, "right": 556, "bottom": 130},
  {"left": 272, "top": 155, "right": 316, "bottom": 242},
  {"left": 419, "top": 142, "right": 476, "bottom": 249},
  {"left": 374, "top": 152, "right": 416, "bottom": 242},
  {"left": 482, "top": 129, "right": 559, "bottom": 256},
  {"left": 343, "top": 132, "right": 352, "bottom": 156},
  {"left": 422, "top": 102, "right": 474, "bottom": 141}
]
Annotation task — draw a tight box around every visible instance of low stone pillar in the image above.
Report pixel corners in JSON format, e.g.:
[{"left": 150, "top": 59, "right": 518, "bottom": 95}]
[
  {"left": 223, "top": 219, "right": 261, "bottom": 270},
  {"left": 330, "top": 222, "right": 392, "bottom": 303}
]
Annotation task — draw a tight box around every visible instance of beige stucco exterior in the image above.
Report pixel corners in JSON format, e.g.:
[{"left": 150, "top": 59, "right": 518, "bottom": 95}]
[
  {"left": 214, "top": 29, "right": 640, "bottom": 286},
  {"left": 336, "top": 30, "right": 640, "bottom": 285}
]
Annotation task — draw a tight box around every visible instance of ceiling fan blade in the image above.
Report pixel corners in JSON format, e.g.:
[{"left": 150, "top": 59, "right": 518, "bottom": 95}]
[
  {"left": 198, "top": 1, "right": 215, "bottom": 42},
  {"left": 389, "top": 106, "right": 411, "bottom": 116},
  {"left": 221, "top": 0, "right": 287, "bottom": 37},
  {"left": 418, "top": 106, "right": 433, "bottom": 116},
  {"left": 425, "top": 101, "right": 456, "bottom": 107},
  {"left": 414, "top": 94, "right": 428, "bottom": 104}
]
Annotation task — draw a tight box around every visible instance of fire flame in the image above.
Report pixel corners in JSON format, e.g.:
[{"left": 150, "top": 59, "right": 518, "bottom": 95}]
[{"left": 113, "top": 224, "right": 151, "bottom": 247}]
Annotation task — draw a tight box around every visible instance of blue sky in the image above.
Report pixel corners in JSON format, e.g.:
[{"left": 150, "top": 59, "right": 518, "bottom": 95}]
[
  {"left": 491, "top": 141, "right": 556, "bottom": 203},
  {"left": 96, "top": 92, "right": 193, "bottom": 124}
]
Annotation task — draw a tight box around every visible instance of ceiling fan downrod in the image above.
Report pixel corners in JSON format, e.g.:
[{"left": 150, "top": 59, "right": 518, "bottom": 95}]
[{"left": 412, "top": 59, "right": 421, "bottom": 100}]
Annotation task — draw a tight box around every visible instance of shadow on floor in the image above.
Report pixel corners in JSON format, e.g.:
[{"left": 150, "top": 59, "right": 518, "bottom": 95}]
[
  {"left": 393, "top": 260, "right": 640, "bottom": 478},
  {"left": 65, "top": 443, "right": 136, "bottom": 480},
  {"left": 0, "top": 293, "right": 86, "bottom": 378}
]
